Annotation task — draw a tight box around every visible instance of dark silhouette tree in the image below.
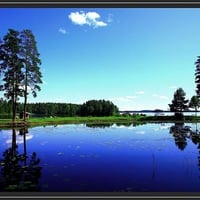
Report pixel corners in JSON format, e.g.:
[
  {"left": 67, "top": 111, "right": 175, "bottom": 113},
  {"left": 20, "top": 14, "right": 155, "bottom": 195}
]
[
  {"left": 195, "top": 56, "right": 200, "bottom": 97},
  {"left": 0, "top": 29, "right": 42, "bottom": 122},
  {"left": 168, "top": 88, "right": 189, "bottom": 119},
  {"left": 20, "top": 29, "right": 42, "bottom": 122},
  {"left": 0, "top": 128, "right": 42, "bottom": 191},
  {"left": 0, "top": 29, "right": 24, "bottom": 122},
  {"left": 189, "top": 95, "right": 200, "bottom": 116},
  {"left": 169, "top": 123, "right": 189, "bottom": 151}
]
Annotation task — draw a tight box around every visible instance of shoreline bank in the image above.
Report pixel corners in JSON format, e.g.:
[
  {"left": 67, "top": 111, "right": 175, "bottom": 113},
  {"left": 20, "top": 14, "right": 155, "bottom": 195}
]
[{"left": 0, "top": 115, "right": 200, "bottom": 128}]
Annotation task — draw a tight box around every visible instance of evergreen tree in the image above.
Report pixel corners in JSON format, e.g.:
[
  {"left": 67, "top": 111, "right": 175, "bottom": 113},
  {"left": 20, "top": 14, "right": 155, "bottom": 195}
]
[
  {"left": 195, "top": 56, "right": 200, "bottom": 97},
  {"left": 0, "top": 29, "right": 24, "bottom": 122},
  {"left": 169, "top": 88, "right": 189, "bottom": 119},
  {"left": 189, "top": 95, "right": 200, "bottom": 116},
  {"left": 20, "top": 29, "right": 42, "bottom": 121}
]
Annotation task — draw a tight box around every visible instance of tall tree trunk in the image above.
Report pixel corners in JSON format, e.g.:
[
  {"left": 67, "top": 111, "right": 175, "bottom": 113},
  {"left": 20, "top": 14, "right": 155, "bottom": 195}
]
[
  {"left": 13, "top": 102, "right": 16, "bottom": 122},
  {"left": 12, "top": 71, "right": 17, "bottom": 123},
  {"left": 23, "top": 63, "right": 28, "bottom": 122},
  {"left": 12, "top": 99, "right": 15, "bottom": 122},
  {"left": 12, "top": 94, "right": 17, "bottom": 123},
  {"left": 23, "top": 93, "right": 27, "bottom": 122},
  {"left": 24, "top": 62, "right": 28, "bottom": 122},
  {"left": 11, "top": 129, "right": 17, "bottom": 157}
]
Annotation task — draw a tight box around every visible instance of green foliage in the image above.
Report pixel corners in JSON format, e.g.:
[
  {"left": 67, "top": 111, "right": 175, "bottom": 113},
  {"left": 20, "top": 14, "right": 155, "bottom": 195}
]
[
  {"left": 195, "top": 56, "right": 200, "bottom": 97},
  {"left": 0, "top": 29, "right": 42, "bottom": 122},
  {"left": 0, "top": 29, "right": 24, "bottom": 121},
  {"left": 26, "top": 102, "right": 81, "bottom": 117},
  {"left": 0, "top": 99, "right": 118, "bottom": 118},
  {"left": 0, "top": 98, "right": 11, "bottom": 115},
  {"left": 20, "top": 29, "right": 42, "bottom": 121},
  {"left": 189, "top": 95, "right": 200, "bottom": 112},
  {"left": 169, "top": 88, "right": 189, "bottom": 114},
  {"left": 80, "top": 99, "right": 119, "bottom": 117}
]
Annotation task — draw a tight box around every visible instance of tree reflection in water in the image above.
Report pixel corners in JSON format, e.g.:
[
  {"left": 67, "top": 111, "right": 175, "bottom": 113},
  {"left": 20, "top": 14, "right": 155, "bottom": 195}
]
[
  {"left": 170, "top": 122, "right": 200, "bottom": 175},
  {"left": 169, "top": 123, "right": 200, "bottom": 150},
  {"left": 86, "top": 123, "right": 114, "bottom": 128},
  {"left": 85, "top": 122, "right": 145, "bottom": 128},
  {"left": 189, "top": 123, "right": 200, "bottom": 172},
  {"left": 0, "top": 128, "right": 42, "bottom": 191},
  {"left": 169, "top": 123, "right": 191, "bottom": 150}
]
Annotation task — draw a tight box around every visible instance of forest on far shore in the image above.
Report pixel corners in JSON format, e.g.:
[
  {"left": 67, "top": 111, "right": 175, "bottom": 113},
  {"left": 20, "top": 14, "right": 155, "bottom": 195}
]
[{"left": 0, "top": 99, "right": 119, "bottom": 118}]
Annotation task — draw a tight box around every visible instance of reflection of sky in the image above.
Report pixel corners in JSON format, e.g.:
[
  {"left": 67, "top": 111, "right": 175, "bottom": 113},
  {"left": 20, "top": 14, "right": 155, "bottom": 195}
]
[
  {"left": 0, "top": 130, "right": 33, "bottom": 147},
  {"left": 0, "top": 123, "right": 200, "bottom": 192},
  {"left": 6, "top": 134, "right": 33, "bottom": 145}
]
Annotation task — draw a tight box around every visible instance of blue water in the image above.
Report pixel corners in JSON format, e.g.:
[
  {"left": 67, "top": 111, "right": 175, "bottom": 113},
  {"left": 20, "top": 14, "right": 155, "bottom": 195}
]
[{"left": 0, "top": 123, "right": 200, "bottom": 192}]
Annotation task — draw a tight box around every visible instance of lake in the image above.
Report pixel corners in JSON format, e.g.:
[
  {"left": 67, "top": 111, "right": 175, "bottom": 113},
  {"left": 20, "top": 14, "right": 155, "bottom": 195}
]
[
  {"left": 0, "top": 122, "right": 200, "bottom": 192},
  {"left": 120, "top": 111, "right": 200, "bottom": 116}
]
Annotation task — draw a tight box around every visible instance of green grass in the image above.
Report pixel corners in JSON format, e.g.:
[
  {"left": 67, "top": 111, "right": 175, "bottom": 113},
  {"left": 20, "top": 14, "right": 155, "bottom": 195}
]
[
  {"left": 28, "top": 116, "right": 140, "bottom": 125},
  {"left": 0, "top": 115, "right": 145, "bottom": 128},
  {"left": 0, "top": 114, "right": 200, "bottom": 128}
]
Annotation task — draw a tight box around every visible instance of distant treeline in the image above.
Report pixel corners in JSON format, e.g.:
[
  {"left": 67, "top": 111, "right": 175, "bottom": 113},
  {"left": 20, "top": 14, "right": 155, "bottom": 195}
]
[{"left": 0, "top": 99, "right": 119, "bottom": 118}]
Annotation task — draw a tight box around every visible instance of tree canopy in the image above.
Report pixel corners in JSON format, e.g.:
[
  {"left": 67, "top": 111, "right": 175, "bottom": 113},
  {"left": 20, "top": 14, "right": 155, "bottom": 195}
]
[
  {"left": 189, "top": 95, "right": 200, "bottom": 115},
  {"left": 20, "top": 29, "right": 42, "bottom": 121},
  {"left": 80, "top": 99, "right": 119, "bottom": 116},
  {"left": 0, "top": 100, "right": 119, "bottom": 118},
  {"left": 169, "top": 88, "right": 189, "bottom": 118},
  {"left": 0, "top": 29, "right": 24, "bottom": 121},
  {"left": 195, "top": 56, "right": 200, "bottom": 97},
  {"left": 0, "top": 29, "right": 42, "bottom": 122}
]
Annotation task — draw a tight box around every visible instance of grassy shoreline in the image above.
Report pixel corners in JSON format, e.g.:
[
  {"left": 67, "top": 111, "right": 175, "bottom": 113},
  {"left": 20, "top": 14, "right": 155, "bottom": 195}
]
[
  {"left": 0, "top": 115, "right": 200, "bottom": 128},
  {"left": 0, "top": 116, "right": 142, "bottom": 128}
]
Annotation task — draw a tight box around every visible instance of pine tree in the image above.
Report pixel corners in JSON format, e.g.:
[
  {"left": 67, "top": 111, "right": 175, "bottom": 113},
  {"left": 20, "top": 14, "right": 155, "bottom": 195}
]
[
  {"left": 195, "top": 56, "right": 200, "bottom": 97},
  {"left": 20, "top": 29, "right": 42, "bottom": 121},
  {"left": 169, "top": 88, "right": 189, "bottom": 119},
  {"left": 0, "top": 29, "right": 24, "bottom": 122},
  {"left": 189, "top": 95, "right": 200, "bottom": 116}
]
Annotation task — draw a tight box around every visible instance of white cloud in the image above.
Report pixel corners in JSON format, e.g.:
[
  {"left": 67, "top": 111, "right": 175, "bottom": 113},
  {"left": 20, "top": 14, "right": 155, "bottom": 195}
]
[
  {"left": 86, "top": 12, "right": 100, "bottom": 21},
  {"left": 152, "top": 94, "right": 168, "bottom": 100},
  {"left": 136, "top": 91, "right": 145, "bottom": 95},
  {"left": 59, "top": 28, "right": 67, "bottom": 34},
  {"left": 6, "top": 134, "right": 33, "bottom": 145},
  {"left": 95, "top": 21, "right": 107, "bottom": 27},
  {"left": 69, "top": 11, "right": 87, "bottom": 25},
  {"left": 68, "top": 11, "right": 107, "bottom": 28}
]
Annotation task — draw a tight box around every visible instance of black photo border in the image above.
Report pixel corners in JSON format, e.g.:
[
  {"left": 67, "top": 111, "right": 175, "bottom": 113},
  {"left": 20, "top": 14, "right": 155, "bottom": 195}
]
[{"left": 1, "top": 1, "right": 200, "bottom": 199}]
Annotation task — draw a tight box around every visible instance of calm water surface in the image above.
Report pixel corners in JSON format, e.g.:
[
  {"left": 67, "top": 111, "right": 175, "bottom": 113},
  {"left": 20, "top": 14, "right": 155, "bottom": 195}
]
[{"left": 0, "top": 123, "right": 200, "bottom": 192}]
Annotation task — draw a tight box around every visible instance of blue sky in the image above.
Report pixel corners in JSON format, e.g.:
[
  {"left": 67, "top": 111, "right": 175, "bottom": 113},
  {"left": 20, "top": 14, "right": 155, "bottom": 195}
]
[{"left": 0, "top": 8, "right": 200, "bottom": 110}]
